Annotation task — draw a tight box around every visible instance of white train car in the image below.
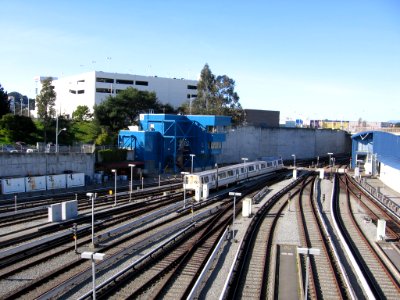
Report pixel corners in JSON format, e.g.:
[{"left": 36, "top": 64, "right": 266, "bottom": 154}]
[{"left": 183, "top": 158, "right": 283, "bottom": 201}]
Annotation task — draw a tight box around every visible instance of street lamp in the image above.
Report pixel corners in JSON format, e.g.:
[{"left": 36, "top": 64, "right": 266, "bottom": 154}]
[
  {"left": 81, "top": 251, "right": 105, "bottom": 300},
  {"left": 291, "top": 154, "right": 296, "bottom": 168},
  {"left": 229, "top": 192, "right": 242, "bottom": 238},
  {"left": 86, "top": 192, "right": 96, "bottom": 247},
  {"left": 317, "top": 156, "right": 319, "bottom": 168},
  {"left": 327, "top": 152, "right": 333, "bottom": 180},
  {"left": 111, "top": 169, "right": 117, "bottom": 206},
  {"left": 241, "top": 157, "right": 248, "bottom": 180},
  {"left": 190, "top": 154, "right": 196, "bottom": 173},
  {"left": 55, "top": 116, "right": 66, "bottom": 153},
  {"left": 297, "top": 247, "right": 320, "bottom": 300},
  {"left": 128, "top": 164, "right": 135, "bottom": 202},
  {"left": 181, "top": 171, "right": 189, "bottom": 208},
  {"left": 327, "top": 152, "right": 333, "bottom": 166}
]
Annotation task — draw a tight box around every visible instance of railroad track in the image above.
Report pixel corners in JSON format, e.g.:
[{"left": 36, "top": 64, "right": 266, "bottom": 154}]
[
  {"left": 297, "top": 175, "right": 347, "bottom": 299},
  {"left": 0, "top": 181, "right": 181, "bottom": 227},
  {"left": 0, "top": 172, "right": 289, "bottom": 299},
  {"left": 225, "top": 172, "right": 307, "bottom": 299},
  {"left": 335, "top": 174, "right": 400, "bottom": 299}
]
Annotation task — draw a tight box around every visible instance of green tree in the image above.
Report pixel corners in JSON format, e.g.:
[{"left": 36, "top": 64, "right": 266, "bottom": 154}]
[
  {"left": 191, "top": 63, "right": 216, "bottom": 115},
  {"left": 71, "top": 118, "right": 100, "bottom": 144},
  {"left": 94, "top": 87, "right": 161, "bottom": 135},
  {"left": 72, "top": 105, "right": 92, "bottom": 121},
  {"left": 187, "top": 64, "right": 243, "bottom": 124},
  {"left": 0, "top": 114, "right": 38, "bottom": 144},
  {"left": 0, "top": 83, "right": 10, "bottom": 118},
  {"left": 36, "top": 78, "right": 56, "bottom": 143}
]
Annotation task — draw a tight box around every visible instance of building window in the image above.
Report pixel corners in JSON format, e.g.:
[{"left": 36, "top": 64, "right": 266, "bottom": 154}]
[
  {"left": 96, "top": 88, "right": 112, "bottom": 93},
  {"left": 209, "top": 142, "right": 222, "bottom": 149},
  {"left": 69, "top": 89, "right": 76, "bottom": 94},
  {"left": 77, "top": 90, "right": 85, "bottom": 94},
  {"left": 116, "top": 89, "right": 124, "bottom": 94},
  {"left": 136, "top": 80, "right": 148, "bottom": 86},
  {"left": 96, "top": 77, "right": 114, "bottom": 83},
  {"left": 116, "top": 79, "right": 134, "bottom": 85},
  {"left": 187, "top": 85, "right": 197, "bottom": 90},
  {"left": 77, "top": 79, "right": 85, "bottom": 83}
]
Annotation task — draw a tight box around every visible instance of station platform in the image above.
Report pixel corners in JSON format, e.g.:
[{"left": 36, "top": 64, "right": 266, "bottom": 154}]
[{"left": 360, "top": 176, "right": 400, "bottom": 206}]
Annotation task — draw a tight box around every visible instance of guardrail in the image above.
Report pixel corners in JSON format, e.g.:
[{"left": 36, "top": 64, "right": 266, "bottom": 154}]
[{"left": 355, "top": 177, "right": 400, "bottom": 218}]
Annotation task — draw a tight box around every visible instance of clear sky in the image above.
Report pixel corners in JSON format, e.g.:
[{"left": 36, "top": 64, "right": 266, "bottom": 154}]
[{"left": 1, "top": 0, "right": 399, "bottom": 123}]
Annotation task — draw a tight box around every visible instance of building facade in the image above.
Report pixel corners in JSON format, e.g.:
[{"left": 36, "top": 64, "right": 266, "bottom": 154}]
[
  {"left": 51, "top": 71, "right": 198, "bottom": 117},
  {"left": 352, "top": 131, "right": 400, "bottom": 193},
  {"left": 118, "top": 113, "right": 231, "bottom": 174}
]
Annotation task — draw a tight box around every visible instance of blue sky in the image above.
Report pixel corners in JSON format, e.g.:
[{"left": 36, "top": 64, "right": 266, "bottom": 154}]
[{"left": 1, "top": 0, "right": 399, "bottom": 122}]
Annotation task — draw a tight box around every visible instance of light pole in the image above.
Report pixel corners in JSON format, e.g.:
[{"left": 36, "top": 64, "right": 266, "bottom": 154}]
[
  {"left": 55, "top": 116, "right": 66, "bottom": 153},
  {"left": 81, "top": 251, "right": 105, "bottom": 300},
  {"left": 128, "top": 164, "right": 135, "bottom": 202},
  {"left": 111, "top": 169, "right": 117, "bottom": 206},
  {"left": 181, "top": 171, "right": 189, "bottom": 208},
  {"left": 291, "top": 154, "right": 296, "bottom": 168},
  {"left": 298, "top": 247, "right": 320, "bottom": 300},
  {"left": 241, "top": 157, "right": 248, "bottom": 180},
  {"left": 317, "top": 156, "right": 319, "bottom": 168},
  {"left": 87, "top": 192, "right": 96, "bottom": 247},
  {"left": 190, "top": 154, "right": 196, "bottom": 173},
  {"left": 327, "top": 152, "right": 333, "bottom": 180},
  {"left": 327, "top": 152, "right": 333, "bottom": 166},
  {"left": 229, "top": 192, "right": 242, "bottom": 237}
]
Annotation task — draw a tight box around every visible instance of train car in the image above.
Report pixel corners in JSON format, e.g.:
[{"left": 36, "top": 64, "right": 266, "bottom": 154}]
[{"left": 183, "top": 157, "right": 283, "bottom": 201}]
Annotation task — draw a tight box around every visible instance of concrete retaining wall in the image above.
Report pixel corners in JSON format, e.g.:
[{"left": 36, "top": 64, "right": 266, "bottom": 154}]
[
  {"left": 0, "top": 153, "right": 95, "bottom": 179},
  {"left": 219, "top": 126, "right": 351, "bottom": 164}
]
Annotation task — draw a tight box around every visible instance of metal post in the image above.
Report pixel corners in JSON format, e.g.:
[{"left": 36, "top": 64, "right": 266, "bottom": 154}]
[
  {"left": 190, "top": 154, "right": 196, "bottom": 173},
  {"left": 304, "top": 255, "right": 310, "bottom": 300},
  {"left": 128, "top": 164, "right": 135, "bottom": 202},
  {"left": 141, "top": 177, "right": 144, "bottom": 190},
  {"left": 56, "top": 116, "right": 58, "bottom": 153},
  {"left": 229, "top": 192, "right": 242, "bottom": 238},
  {"left": 14, "top": 195, "right": 17, "bottom": 212},
  {"left": 73, "top": 223, "right": 78, "bottom": 254},
  {"left": 81, "top": 252, "right": 105, "bottom": 300},
  {"left": 87, "top": 193, "right": 95, "bottom": 247},
  {"left": 159, "top": 174, "right": 161, "bottom": 187},
  {"left": 111, "top": 169, "right": 117, "bottom": 206}
]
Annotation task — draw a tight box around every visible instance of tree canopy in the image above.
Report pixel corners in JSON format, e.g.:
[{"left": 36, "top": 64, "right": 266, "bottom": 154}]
[
  {"left": 36, "top": 78, "right": 56, "bottom": 142},
  {"left": 72, "top": 105, "right": 92, "bottom": 121},
  {"left": 0, "top": 83, "right": 10, "bottom": 118},
  {"left": 94, "top": 87, "right": 163, "bottom": 134},
  {"left": 0, "top": 114, "right": 38, "bottom": 144},
  {"left": 184, "top": 64, "right": 243, "bottom": 124}
]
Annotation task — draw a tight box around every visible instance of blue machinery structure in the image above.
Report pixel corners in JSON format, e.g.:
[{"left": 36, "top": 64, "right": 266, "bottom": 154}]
[
  {"left": 118, "top": 114, "right": 231, "bottom": 173},
  {"left": 351, "top": 131, "right": 400, "bottom": 175}
]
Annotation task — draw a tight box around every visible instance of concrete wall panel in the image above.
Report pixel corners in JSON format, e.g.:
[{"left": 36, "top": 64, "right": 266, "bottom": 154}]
[{"left": 219, "top": 126, "right": 351, "bottom": 164}]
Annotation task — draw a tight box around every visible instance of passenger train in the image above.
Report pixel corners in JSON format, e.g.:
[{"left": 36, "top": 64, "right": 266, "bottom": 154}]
[{"left": 183, "top": 158, "right": 284, "bottom": 201}]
